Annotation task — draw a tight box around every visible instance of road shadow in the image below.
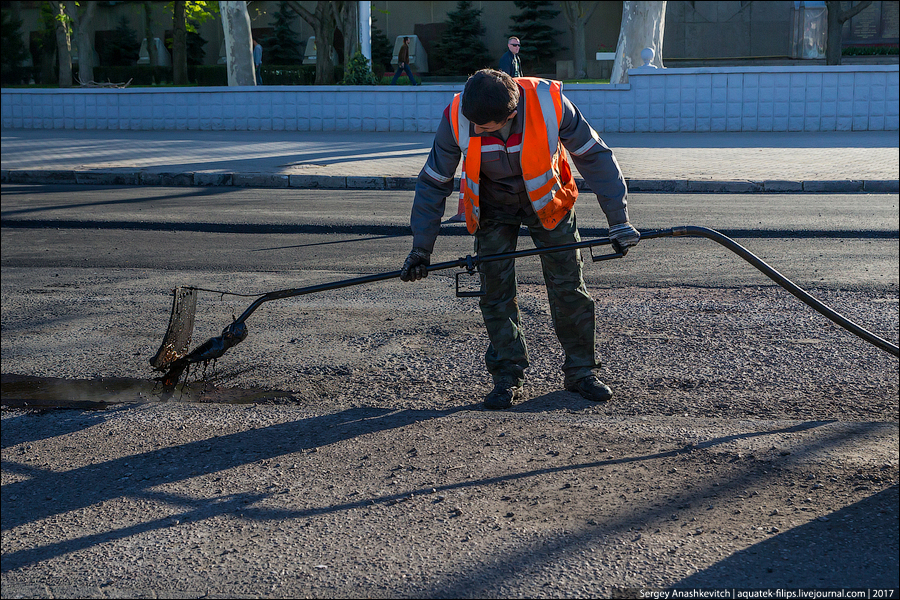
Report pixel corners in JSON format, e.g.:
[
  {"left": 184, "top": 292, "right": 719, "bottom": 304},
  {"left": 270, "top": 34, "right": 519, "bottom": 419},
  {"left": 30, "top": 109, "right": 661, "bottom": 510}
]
[
  {"left": 1, "top": 404, "right": 841, "bottom": 578},
  {"left": 0, "top": 184, "right": 234, "bottom": 217},
  {"left": 411, "top": 419, "right": 895, "bottom": 599},
  {"left": 0, "top": 404, "right": 473, "bottom": 573},
  {"left": 0, "top": 132, "right": 432, "bottom": 175},
  {"left": 0, "top": 404, "right": 132, "bottom": 450},
  {"left": 671, "top": 485, "right": 899, "bottom": 589},
  {"left": 2, "top": 399, "right": 893, "bottom": 599}
]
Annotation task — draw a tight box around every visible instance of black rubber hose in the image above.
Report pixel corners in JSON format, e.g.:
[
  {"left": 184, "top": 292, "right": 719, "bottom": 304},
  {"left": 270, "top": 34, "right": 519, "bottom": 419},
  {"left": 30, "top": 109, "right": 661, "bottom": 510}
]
[
  {"left": 160, "top": 224, "right": 897, "bottom": 394},
  {"left": 641, "top": 226, "right": 899, "bottom": 358}
]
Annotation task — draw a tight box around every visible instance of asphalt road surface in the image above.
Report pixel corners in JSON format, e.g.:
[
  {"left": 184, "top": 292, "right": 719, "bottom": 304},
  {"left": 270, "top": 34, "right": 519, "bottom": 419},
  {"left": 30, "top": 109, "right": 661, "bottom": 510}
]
[
  {"left": 2, "top": 184, "right": 898, "bottom": 599},
  {"left": 1, "top": 184, "right": 897, "bottom": 289}
]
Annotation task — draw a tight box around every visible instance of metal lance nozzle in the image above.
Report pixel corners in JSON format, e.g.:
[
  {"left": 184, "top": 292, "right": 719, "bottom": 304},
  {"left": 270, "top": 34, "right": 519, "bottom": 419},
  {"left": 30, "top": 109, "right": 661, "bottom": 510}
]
[
  {"left": 184, "top": 321, "right": 249, "bottom": 363},
  {"left": 157, "top": 321, "right": 249, "bottom": 397}
]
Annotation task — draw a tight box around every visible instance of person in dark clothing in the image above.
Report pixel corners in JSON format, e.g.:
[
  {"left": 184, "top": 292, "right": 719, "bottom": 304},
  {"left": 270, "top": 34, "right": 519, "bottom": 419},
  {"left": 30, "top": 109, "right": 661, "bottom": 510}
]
[
  {"left": 400, "top": 69, "right": 640, "bottom": 410},
  {"left": 253, "top": 39, "right": 263, "bottom": 85},
  {"left": 391, "top": 37, "right": 419, "bottom": 85},
  {"left": 498, "top": 36, "right": 522, "bottom": 78}
]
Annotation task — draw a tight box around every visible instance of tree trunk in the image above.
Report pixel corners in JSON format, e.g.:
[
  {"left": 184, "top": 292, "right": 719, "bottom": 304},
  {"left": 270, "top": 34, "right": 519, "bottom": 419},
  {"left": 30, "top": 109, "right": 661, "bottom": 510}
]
[
  {"left": 825, "top": 4, "right": 843, "bottom": 65},
  {"left": 66, "top": 0, "right": 97, "bottom": 84},
  {"left": 335, "top": 1, "right": 359, "bottom": 68},
  {"left": 220, "top": 1, "right": 255, "bottom": 86},
  {"left": 572, "top": 17, "right": 587, "bottom": 78},
  {"left": 287, "top": 0, "right": 337, "bottom": 84},
  {"left": 610, "top": 1, "right": 666, "bottom": 84},
  {"left": 41, "top": 43, "right": 56, "bottom": 85},
  {"left": 173, "top": 0, "right": 188, "bottom": 84},
  {"left": 824, "top": 0, "right": 873, "bottom": 66},
  {"left": 50, "top": 1, "right": 72, "bottom": 87},
  {"left": 143, "top": 1, "right": 159, "bottom": 68},
  {"left": 561, "top": 1, "right": 600, "bottom": 79}
]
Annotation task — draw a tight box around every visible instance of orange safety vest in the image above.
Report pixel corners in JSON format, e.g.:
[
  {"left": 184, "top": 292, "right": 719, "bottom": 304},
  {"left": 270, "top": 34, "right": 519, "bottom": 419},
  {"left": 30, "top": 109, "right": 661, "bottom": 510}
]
[{"left": 449, "top": 77, "right": 579, "bottom": 234}]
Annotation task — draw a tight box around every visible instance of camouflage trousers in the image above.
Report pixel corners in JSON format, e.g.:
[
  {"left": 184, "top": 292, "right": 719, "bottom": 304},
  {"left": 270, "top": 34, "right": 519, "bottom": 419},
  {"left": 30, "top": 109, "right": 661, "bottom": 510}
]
[{"left": 474, "top": 207, "right": 600, "bottom": 386}]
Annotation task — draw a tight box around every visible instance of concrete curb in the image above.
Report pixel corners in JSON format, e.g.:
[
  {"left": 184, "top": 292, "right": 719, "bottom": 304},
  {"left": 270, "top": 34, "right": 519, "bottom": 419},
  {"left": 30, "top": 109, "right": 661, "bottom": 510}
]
[{"left": 1, "top": 169, "right": 897, "bottom": 193}]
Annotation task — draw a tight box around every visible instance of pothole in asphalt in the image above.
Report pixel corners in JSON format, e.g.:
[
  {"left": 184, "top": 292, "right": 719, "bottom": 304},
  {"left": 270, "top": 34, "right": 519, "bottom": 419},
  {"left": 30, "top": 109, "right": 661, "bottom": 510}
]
[{"left": 1, "top": 374, "right": 300, "bottom": 410}]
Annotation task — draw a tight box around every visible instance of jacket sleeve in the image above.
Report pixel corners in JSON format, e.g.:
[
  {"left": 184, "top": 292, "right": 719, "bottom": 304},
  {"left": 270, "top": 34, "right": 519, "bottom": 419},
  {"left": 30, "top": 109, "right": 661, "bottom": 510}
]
[
  {"left": 498, "top": 52, "right": 512, "bottom": 76},
  {"left": 411, "top": 107, "right": 461, "bottom": 252},
  {"left": 558, "top": 93, "right": 630, "bottom": 226}
]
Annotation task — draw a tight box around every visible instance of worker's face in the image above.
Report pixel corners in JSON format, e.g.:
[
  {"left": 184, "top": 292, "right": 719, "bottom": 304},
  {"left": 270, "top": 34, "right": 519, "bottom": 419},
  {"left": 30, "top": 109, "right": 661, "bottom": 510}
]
[
  {"left": 472, "top": 110, "right": 517, "bottom": 134},
  {"left": 508, "top": 39, "right": 520, "bottom": 54}
]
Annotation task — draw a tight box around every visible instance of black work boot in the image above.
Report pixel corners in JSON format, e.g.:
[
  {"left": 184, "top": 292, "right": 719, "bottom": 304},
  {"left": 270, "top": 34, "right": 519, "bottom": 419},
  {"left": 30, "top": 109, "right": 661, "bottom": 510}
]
[
  {"left": 565, "top": 374, "right": 613, "bottom": 402},
  {"left": 484, "top": 377, "right": 523, "bottom": 410}
]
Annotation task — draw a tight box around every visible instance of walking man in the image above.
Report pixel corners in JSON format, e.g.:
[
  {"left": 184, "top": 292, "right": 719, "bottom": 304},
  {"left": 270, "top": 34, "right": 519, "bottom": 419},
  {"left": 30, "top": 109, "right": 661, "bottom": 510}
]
[
  {"left": 400, "top": 69, "right": 639, "bottom": 410},
  {"left": 391, "top": 36, "right": 419, "bottom": 85}
]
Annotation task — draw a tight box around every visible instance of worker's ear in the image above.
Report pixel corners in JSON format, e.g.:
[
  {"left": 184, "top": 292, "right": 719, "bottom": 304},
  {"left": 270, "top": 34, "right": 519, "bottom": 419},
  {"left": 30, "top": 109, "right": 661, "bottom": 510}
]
[{"left": 508, "top": 110, "right": 518, "bottom": 121}]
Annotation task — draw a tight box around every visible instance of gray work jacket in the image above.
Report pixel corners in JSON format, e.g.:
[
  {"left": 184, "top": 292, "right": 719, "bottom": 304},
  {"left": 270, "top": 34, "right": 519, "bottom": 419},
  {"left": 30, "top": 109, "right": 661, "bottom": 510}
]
[{"left": 411, "top": 87, "right": 629, "bottom": 253}]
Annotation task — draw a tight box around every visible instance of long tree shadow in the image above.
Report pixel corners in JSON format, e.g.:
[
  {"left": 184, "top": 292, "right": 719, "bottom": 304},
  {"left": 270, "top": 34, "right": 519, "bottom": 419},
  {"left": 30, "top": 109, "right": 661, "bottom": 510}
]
[
  {"left": 1, "top": 406, "right": 838, "bottom": 576},
  {"left": 1, "top": 405, "right": 451, "bottom": 537},
  {"left": 0, "top": 185, "right": 233, "bottom": 217},
  {"left": 0, "top": 404, "right": 132, "bottom": 450},
  {"left": 1, "top": 132, "right": 433, "bottom": 176}
]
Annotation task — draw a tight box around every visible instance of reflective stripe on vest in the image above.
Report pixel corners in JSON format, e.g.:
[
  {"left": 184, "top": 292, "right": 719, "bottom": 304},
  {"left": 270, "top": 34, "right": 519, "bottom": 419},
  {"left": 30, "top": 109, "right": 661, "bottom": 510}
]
[
  {"left": 450, "top": 77, "right": 578, "bottom": 234},
  {"left": 450, "top": 94, "right": 481, "bottom": 232}
]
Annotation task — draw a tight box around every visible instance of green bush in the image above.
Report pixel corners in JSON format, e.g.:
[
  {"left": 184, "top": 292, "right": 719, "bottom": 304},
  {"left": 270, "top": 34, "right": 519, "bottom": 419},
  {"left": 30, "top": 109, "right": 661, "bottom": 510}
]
[
  {"left": 260, "top": 64, "right": 342, "bottom": 85},
  {"left": 1, "top": 66, "right": 33, "bottom": 86},
  {"left": 190, "top": 65, "right": 227, "bottom": 86},
  {"left": 94, "top": 65, "right": 172, "bottom": 86},
  {"left": 842, "top": 45, "right": 899, "bottom": 56},
  {"left": 340, "top": 50, "right": 379, "bottom": 85},
  {"left": 9, "top": 63, "right": 356, "bottom": 87},
  {"left": 94, "top": 65, "right": 224, "bottom": 86},
  {"left": 381, "top": 75, "right": 417, "bottom": 85},
  {"left": 261, "top": 64, "right": 314, "bottom": 85}
]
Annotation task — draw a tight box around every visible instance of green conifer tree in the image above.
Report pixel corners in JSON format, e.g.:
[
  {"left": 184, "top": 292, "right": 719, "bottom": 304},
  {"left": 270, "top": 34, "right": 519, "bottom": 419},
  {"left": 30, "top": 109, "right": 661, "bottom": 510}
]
[
  {"left": 434, "top": 0, "right": 492, "bottom": 76},
  {"left": 186, "top": 20, "right": 207, "bottom": 66},
  {"left": 101, "top": 16, "right": 141, "bottom": 67},
  {"left": 35, "top": 3, "right": 59, "bottom": 84},
  {"left": 370, "top": 21, "right": 393, "bottom": 74},
  {"left": 507, "top": 0, "right": 565, "bottom": 74},
  {"left": 1, "top": 8, "right": 30, "bottom": 84},
  {"left": 264, "top": 2, "right": 303, "bottom": 65}
]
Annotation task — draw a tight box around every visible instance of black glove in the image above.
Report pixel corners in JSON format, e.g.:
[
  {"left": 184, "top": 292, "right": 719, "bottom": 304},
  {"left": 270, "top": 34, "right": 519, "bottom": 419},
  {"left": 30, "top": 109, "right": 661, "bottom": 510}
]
[
  {"left": 400, "top": 247, "right": 431, "bottom": 281},
  {"left": 608, "top": 222, "right": 640, "bottom": 255}
]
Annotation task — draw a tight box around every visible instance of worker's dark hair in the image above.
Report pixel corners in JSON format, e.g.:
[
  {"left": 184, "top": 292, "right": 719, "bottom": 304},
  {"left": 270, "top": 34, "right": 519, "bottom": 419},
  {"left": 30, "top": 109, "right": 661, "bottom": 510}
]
[{"left": 461, "top": 69, "right": 519, "bottom": 125}]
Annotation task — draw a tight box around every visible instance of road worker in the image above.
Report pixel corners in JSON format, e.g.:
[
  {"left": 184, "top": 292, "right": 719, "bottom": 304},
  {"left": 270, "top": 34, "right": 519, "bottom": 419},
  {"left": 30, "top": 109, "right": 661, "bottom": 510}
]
[{"left": 400, "top": 68, "right": 639, "bottom": 409}]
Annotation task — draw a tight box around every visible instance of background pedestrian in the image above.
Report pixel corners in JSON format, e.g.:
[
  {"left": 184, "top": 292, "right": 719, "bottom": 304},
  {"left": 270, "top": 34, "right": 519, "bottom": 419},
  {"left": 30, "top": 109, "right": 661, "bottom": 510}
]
[
  {"left": 391, "top": 37, "right": 419, "bottom": 86},
  {"left": 253, "top": 39, "right": 263, "bottom": 85},
  {"left": 499, "top": 36, "right": 522, "bottom": 77}
]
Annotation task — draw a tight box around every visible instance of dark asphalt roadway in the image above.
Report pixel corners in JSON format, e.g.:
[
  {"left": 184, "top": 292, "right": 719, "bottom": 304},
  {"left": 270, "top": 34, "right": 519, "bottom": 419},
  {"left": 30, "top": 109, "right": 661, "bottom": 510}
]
[{"left": 1, "top": 184, "right": 898, "bottom": 291}]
